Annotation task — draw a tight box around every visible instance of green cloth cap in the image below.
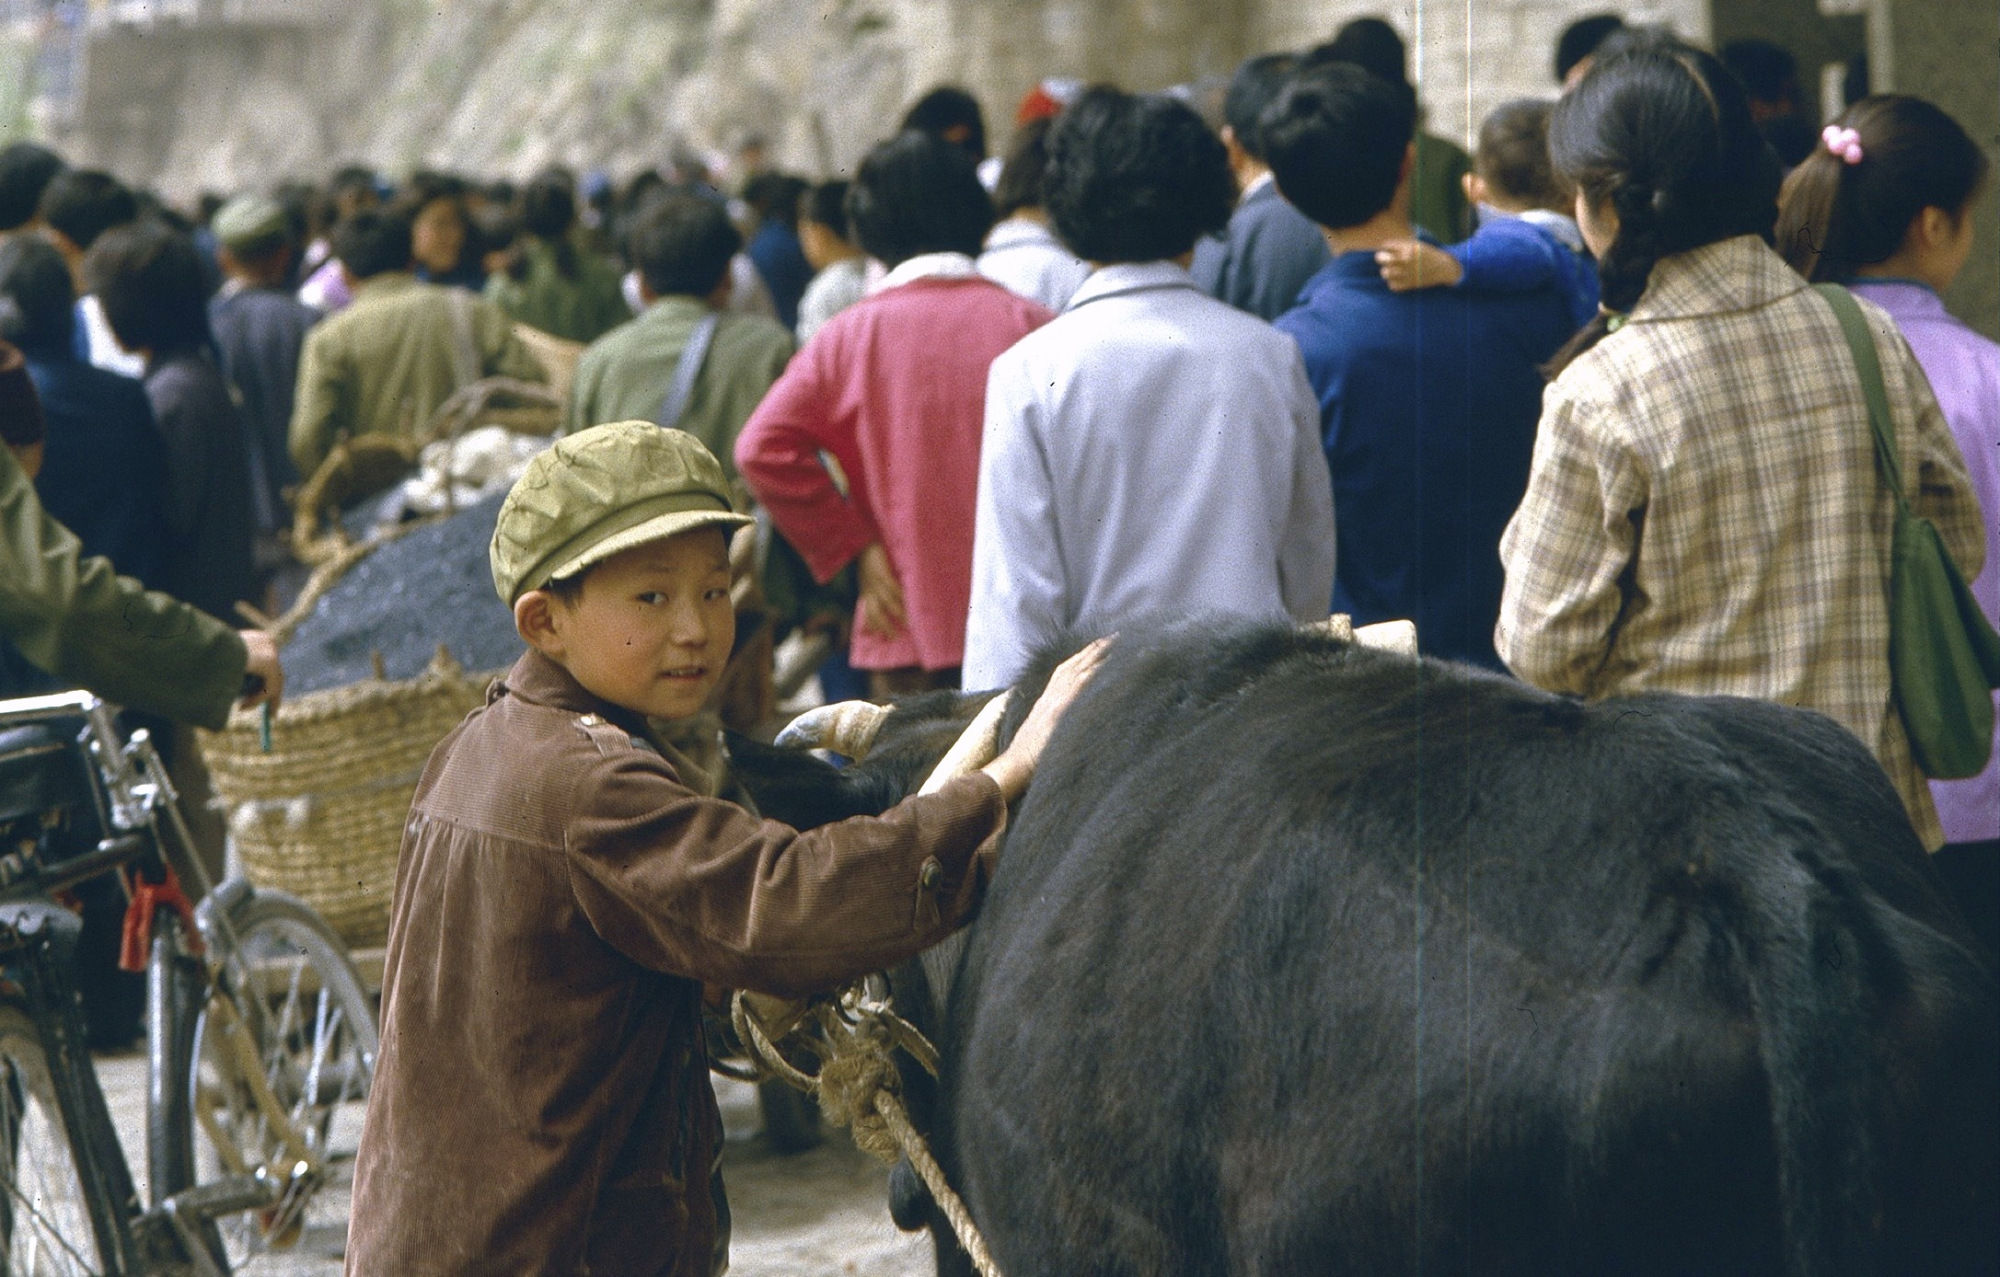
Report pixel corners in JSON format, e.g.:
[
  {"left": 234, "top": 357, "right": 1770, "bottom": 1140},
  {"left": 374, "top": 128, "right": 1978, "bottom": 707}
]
[
  {"left": 211, "top": 195, "right": 290, "bottom": 255},
  {"left": 491, "top": 420, "right": 753, "bottom": 604}
]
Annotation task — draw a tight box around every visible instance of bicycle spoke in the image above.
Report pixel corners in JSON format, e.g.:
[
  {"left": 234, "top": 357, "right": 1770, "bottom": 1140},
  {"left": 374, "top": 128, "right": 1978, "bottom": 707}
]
[{"left": 0, "top": 1058, "right": 101, "bottom": 1277}]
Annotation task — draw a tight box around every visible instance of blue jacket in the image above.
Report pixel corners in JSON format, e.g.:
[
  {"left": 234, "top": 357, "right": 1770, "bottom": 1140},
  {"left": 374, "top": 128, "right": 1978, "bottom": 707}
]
[
  {"left": 1275, "top": 246, "right": 1575, "bottom": 668},
  {"left": 1190, "top": 178, "right": 1332, "bottom": 322},
  {"left": 1446, "top": 212, "right": 1601, "bottom": 330},
  {"left": 19, "top": 341, "right": 170, "bottom": 591},
  {"left": 748, "top": 221, "right": 813, "bottom": 332}
]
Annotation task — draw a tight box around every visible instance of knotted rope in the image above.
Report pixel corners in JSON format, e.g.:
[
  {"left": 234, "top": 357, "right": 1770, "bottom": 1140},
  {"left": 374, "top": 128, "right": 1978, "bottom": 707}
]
[{"left": 729, "top": 984, "right": 1004, "bottom": 1277}]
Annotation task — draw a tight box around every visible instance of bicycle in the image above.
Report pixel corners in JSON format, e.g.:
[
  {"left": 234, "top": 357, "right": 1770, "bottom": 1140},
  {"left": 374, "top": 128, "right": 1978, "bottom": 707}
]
[{"left": 0, "top": 689, "right": 378, "bottom": 1274}]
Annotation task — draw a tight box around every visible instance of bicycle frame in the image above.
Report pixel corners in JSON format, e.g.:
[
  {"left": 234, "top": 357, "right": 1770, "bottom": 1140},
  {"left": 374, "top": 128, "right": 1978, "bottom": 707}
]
[{"left": 0, "top": 691, "right": 347, "bottom": 1275}]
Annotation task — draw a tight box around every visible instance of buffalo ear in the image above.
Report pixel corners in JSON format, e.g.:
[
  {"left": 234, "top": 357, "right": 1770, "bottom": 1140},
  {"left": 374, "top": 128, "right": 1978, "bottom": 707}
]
[{"left": 887, "top": 1156, "right": 933, "bottom": 1231}]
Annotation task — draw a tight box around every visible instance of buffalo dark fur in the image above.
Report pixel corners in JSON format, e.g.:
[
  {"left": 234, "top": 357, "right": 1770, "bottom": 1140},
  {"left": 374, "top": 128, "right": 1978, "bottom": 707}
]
[{"left": 732, "top": 620, "right": 1999, "bottom": 1277}]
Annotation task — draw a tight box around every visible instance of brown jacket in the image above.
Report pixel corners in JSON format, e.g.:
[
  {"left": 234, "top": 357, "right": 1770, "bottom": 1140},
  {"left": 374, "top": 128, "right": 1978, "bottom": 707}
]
[{"left": 346, "top": 650, "right": 1007, "bottom": 1276}]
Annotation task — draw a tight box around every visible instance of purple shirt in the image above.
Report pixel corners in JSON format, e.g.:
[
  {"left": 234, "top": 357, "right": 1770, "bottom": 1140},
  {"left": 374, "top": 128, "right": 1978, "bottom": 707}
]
[{"left": 1855, "top": 280, "right": 2000, "bottom": 842}]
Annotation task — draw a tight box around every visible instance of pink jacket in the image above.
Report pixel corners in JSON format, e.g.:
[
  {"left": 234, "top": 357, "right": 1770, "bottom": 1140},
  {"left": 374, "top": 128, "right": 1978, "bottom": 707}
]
[{"left": 737, "top": 274, "right": 1052, "bottom": 671}]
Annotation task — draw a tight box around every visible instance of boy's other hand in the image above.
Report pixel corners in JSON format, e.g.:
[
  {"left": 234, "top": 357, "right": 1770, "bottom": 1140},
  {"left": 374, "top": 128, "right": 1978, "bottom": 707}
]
[
  {"left": 857, "top": 543, "right": 908, "bottom": 641},
  {"left": 981, "top": 637, "right": 1113, "bottom": 801},
  {"left": 237, "top": 629, "right": 284, "bottom": 711},
  {"left": 1376, "top": 240, "right": 1462, "bottom": 292}
]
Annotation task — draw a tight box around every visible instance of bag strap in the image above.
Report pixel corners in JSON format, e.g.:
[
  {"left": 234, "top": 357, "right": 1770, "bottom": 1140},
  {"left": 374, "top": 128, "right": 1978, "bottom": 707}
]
[
  {"left": 1815, "top": 283, "right": 1908, "bottom": 508},
  {"left": 657, "top": 311, "right": 721, "bottom": 431},
  {"left": 445, "top": 287, "right": 481, "bottom": 391}
]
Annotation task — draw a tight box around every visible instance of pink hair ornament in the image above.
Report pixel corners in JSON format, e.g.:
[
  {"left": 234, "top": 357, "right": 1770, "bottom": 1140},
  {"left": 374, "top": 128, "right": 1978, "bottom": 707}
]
[{"left": 1822, "top": 125, "right": 1865, "bottom": 165}]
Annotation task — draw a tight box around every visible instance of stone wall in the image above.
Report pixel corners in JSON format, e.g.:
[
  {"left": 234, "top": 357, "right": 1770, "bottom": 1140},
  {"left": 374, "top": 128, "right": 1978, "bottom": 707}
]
[
  {"left": 47, "top": 0, "right": 1710, "bottom": 193},
  {"left": 20, "top": 0, "right": 1993, "bottom": 333}
]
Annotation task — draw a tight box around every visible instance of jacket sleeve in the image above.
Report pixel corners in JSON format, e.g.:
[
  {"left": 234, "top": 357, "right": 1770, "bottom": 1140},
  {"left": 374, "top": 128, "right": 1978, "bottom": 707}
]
[
  {"left": 963, "top": 352, "right": 1065, "bottom": 692},
  {"left": 1495, "top": 380, "right": 1644, "bottom": 694},
  {"left": 0, "top": 445, "right": 246, "bottom": 728},
  {"left": 565, "top": 755, "right": 1008, "bottom": 998},
  {"left": 1277, "top": 354, "right": 1338, "bottom": 621},
  {"left": 1449, "top": 220, "right": 1560, "bottom": 294},
  {"left": 732, "top": 340, "right": 877, "bottom": 583},
  {"left": 288, "top": 324, "right": 346, "bottom": 478}
]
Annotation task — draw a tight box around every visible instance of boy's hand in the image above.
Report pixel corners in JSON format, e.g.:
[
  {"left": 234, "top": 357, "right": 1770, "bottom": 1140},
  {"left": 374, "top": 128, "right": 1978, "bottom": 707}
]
[
  {"left": 857, "top": 543, "right": 907, "bottom": 642},
  {"left": 981, "top": 637, "right": 1113, "bottom": 801},
  {"left": 1376, "top": 240, "right": 1462, "bottom": 292}
]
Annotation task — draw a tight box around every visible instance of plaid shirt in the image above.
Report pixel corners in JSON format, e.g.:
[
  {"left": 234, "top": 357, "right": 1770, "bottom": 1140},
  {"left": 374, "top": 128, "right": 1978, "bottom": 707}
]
[{"left": 1498, "top": 237, "right": 1985, "bottom": 849}]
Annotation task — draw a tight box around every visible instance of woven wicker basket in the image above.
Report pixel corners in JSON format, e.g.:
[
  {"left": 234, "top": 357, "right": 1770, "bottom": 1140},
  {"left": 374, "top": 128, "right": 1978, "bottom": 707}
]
[{"left": 199, "top": 653, "right": 496, "bottom": 948}]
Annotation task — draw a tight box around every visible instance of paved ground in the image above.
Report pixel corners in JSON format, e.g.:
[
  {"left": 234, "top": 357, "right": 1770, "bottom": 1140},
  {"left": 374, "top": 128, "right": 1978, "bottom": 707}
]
[{"left": 94, "top": 1054, "right": 932, "bottom": 1275}]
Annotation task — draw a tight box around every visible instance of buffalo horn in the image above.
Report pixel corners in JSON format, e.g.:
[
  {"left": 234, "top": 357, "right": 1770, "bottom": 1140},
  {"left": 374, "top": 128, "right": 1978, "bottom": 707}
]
[
  {"left": 774, "top": 700, "right": 893, "bottom": 758},
  {"left": 918, "top": 692, "right": 1014, "bottom": 796},
  {"left": 1354, "top": 619, "right": 1419, "bottom": 656}
]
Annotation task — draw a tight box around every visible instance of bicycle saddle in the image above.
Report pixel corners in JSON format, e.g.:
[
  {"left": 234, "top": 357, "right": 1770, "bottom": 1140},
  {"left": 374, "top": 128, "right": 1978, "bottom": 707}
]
[{"left": 0, "top": 724, "right": 95, "bottom": 826}]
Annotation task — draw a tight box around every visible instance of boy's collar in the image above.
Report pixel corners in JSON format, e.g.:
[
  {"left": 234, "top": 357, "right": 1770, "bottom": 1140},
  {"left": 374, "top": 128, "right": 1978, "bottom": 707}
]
[{"left": 503, "top": 648, "right": 652, "bottom": 737}]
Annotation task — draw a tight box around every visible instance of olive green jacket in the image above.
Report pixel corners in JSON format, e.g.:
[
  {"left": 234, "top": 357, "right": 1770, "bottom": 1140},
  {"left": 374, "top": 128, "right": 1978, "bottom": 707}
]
[
  {"left": 1412, "top": 132, "right": 1474, "bottom": 246},
  {"left": 565, "top": 297, "right": 795, "bottom": 489},
  {"left": 485, "top": 238, "right": 631, "bottom": 346},
  {"left": 289, "top": 273, "right": 545, "bottom": 477},
  {"left": 0, "top": 444, "right": 245, "bottom": 728}
]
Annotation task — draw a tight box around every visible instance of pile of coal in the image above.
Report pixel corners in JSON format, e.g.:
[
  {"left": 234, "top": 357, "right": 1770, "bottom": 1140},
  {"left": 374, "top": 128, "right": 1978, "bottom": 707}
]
[{"left": 284, "top": 492, "right": 523, "bottom": 696}]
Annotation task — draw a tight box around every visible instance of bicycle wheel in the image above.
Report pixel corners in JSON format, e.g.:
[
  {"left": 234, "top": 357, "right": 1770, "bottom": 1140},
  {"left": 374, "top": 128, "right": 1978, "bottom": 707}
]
[
  {"left": 167, "top": 888, "right": 377, "bottom": 1270},
  {"left": 0, "top": 1002, "right": 105, "bottom": 1275}
]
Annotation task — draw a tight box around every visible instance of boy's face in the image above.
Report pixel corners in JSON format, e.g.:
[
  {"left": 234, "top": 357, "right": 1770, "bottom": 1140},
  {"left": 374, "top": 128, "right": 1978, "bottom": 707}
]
[{"left": 525, "top": 528, "right": 735, "bottom": 721}]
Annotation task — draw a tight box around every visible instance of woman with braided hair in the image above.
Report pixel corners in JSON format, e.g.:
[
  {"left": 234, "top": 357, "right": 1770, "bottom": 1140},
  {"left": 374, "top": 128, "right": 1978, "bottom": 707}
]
[{"left": 1495, "top": 41, "right": 1984, "bottom": 851}]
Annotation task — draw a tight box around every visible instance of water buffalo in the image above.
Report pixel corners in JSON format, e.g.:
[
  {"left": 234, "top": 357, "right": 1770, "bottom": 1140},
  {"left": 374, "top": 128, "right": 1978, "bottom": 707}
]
[{"left": 729, "top": 620, "right": 1999, "bottom": 1276}]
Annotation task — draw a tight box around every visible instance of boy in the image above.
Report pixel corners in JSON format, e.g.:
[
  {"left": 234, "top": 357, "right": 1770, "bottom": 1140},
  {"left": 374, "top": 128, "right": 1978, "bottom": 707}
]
[
  {"left": 346, "top": 420, "right": 1099, "bottom": 1276},
  {"left": 1373, "top": 98, "right": 1600, "bottom": 328},
  {"left": 1266, "top": 64, "right": 1575, "bottom": 669},
  {"left": 963, "top": 86, "right": 1335, "bottom": 691}
]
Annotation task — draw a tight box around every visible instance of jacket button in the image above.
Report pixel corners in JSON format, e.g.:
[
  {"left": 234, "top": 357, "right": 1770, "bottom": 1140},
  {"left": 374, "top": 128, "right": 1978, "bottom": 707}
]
[
  {"left": 919, "top": 858, "right": 943, "bottom": 891},
  {"left": 578, "top": 714, "right": 602, "bottom": 726}
]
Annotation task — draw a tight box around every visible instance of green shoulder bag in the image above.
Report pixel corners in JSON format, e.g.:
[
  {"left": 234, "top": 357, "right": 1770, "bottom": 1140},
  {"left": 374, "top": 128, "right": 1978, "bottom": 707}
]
[{"left": 1818, "top": 283, "right": 2000, "bottom": 779}]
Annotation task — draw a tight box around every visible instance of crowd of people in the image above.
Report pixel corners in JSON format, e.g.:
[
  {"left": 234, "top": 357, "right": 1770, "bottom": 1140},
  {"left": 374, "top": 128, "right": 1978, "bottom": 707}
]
[{"left": 0, "top": 12, "right": 1996, "bottom": 1269}]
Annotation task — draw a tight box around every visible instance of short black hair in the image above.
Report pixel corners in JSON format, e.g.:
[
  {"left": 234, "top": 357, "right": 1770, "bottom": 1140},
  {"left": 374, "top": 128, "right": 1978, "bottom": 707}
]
[
  {"left": 1316, "top": 18, "right": 1406, "bottom": 86},
  {"left": 331, "top": 209, "right": 413, "bottom": 279},
  {"left": 85, "top": 219, "right": 212, "bottom": 357},
  {"left": 1222, "top": 52, "right": 1300, "bottom": 161},
  {"left": 1262, "top": 62, "right": 1417, "bottom": 231},
  {"left": 38, "top": 169, "right": 138, "bottom": 251},
  {"left": 901, "top": 86, "right": 988, "bottom": 160},
  {"left": 1555, "top": 14, "right": 1625, "bottom": 84},
  {"left": 1719, "top": 38, "right": 1800, "bottom": 107},
  {"left": 0, "top": 142, "right": 64, "bottom": 233},
  {"left": 628, "top": 192, "right": 741, "bottom": 299},
  {"left": 520, "top": 170, "right": 576, "bottom": 241},
  {"left": 742, "top": 172, "right": 808, "bottom": 227},
  {"left": 1044, "top": 86, "right": 1235, "bottom": 264},
  {"left": 847, "top": 131, "right": 994, "bottom": 268},
  {"left": 992, "top": 118, "right": 1055, "bottom": 218},
  {"left": 0, "top": 234, "right": 77, "bottom": 350},
  {"left": 803, "top": 180, "right": 852, "bottom": 237},
  {"left": 1476, "top": 99, "right": 1566, "bottom": 210}
]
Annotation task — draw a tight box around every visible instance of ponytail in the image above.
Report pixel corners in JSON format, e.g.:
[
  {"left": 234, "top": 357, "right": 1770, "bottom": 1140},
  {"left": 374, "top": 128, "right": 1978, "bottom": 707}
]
[
  {"left": 1544, "top": 41, "right": 1780, "bottom": 376},
  {"left": 1775, "top": 95, "right": 1988, "bottom": 283}
]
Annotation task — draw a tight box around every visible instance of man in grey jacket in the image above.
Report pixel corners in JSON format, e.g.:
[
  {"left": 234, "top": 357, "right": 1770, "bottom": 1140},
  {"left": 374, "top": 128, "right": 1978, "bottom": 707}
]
[{"left": 1190, "top": 52, "right": 1333, "bottom": 321}]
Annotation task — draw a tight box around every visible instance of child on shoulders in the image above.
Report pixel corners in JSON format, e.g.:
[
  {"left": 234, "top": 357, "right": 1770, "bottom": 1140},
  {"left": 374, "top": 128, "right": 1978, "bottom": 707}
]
[{"left": 1374, "top": 98, "right": 1600, "bottom": 328}]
